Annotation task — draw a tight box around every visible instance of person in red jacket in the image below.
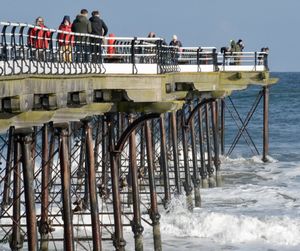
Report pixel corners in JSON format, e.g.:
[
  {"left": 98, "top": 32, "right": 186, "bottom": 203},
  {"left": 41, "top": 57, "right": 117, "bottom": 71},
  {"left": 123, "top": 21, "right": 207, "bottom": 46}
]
[
  {"left": 58, "top": 16, "right": 73, "bottom": 62},
  {"left": 28, "top": 17, "right": 51, "bottom": 60}
]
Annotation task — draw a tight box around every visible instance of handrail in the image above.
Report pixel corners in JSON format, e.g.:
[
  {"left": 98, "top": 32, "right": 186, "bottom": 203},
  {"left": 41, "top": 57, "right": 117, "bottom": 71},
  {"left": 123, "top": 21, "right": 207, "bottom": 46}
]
[{"left": 0, "top": 21, "right": 269, "bottom": 76}]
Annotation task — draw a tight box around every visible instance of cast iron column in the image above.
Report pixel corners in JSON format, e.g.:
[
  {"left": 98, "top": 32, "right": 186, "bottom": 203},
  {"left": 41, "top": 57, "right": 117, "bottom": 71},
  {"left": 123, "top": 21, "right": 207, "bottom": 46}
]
[
  {"left": 40, "top": 124, "right": 51, "bottom": 251},
  {"left": 129, "top": 124, "right": 144, "bottom": 251},
  {"left": 262, "top": 86, "right": 269, "bottom": 162},
  {"left": 189, "top": 105, "right": 201, "bottom": 207},
  {"left": 181, "top": 111, "right": 193, "bottom": 211},
  {"left": 58, "top": 125, "right": 74, "bottom": 251},
  {"left": 19, "top": 129, "right": 38, "bottom": 251},
  {"left": 220, "top": 99, "right": 225, "bottom": 155},
  {"left": 84, "top": 119, "right": 102, "bottom": 251},
  {"left": 108, "top": 114, "right": 126, "bottom": 251},
  {"left": 170, "top": 111, "right": 181, "bottom": 194},
  {"left": 211, "top": 101, "right": 222, "bottom": 186},
  {"left": 145, "top": 121, "right": 162, "bottom": 251},
  {"left": 205, "top": 104, "right": 216, "bottom": 188},
  {"left": 159, "top": 114, "right": 171, "bottom": 207},
  {"left": 198, "top": 106, "right": 209, "bottom": 188},
  {"left": 2, "top": 126, "right": 14, "bottom": 208},
  {"left": 9, "top": 136, "right": 22, "bottom": 251}
]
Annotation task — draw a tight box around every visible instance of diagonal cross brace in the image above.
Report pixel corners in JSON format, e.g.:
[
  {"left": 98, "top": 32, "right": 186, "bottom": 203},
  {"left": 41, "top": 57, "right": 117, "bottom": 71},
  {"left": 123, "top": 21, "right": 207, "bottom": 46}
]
[{"left": 226, "top": 90, "right": 263, "bottom": 156}]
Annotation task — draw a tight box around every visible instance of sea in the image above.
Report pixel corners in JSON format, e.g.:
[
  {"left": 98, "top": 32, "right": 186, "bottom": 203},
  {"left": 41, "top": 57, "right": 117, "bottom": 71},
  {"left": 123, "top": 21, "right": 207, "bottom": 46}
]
[{"left": 125, "top": 72, "right": 300, "bottom": 251}]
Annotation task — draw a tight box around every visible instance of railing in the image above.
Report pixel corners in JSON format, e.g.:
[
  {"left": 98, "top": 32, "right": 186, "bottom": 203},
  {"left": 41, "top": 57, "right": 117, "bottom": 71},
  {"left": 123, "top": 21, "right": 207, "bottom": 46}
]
[{"left": 0, "top": 22, "right": 269, "bottom": 76}]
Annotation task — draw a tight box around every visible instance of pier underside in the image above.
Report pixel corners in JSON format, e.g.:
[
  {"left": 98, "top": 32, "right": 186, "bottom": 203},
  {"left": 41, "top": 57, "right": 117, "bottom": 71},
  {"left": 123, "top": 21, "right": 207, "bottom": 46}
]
[{"left": 0, "top": 71, "right": 277, "bottom": 131}]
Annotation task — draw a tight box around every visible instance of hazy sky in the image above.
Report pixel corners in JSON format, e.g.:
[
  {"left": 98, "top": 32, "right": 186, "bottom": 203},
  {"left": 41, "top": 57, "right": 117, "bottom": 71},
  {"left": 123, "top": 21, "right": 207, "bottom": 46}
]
[{"left": 1, "top": 0, "right": 298, "bottom": 71}]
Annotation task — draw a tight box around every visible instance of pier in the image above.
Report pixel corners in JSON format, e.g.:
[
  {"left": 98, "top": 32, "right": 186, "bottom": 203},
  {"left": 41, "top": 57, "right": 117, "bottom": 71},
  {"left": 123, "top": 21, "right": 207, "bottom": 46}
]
[{"left": 0, "top": 22, "right": 277, "bottom": 250}]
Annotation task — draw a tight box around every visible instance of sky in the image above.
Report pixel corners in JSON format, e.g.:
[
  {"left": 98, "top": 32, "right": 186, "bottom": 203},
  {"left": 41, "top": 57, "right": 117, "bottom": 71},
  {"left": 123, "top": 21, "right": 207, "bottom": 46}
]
[{"left": 0, "top": 0, "right": 299, "bottom": 71}]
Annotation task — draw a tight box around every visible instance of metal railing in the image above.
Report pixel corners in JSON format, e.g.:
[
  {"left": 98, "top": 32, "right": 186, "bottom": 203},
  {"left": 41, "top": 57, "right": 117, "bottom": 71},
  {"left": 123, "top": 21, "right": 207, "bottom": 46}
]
[
  {"left": 0, "top": 22, "right": 269, "bottom": 76},
  {"left": 217, "top": 51, "right": 269, "bottom": 71}
]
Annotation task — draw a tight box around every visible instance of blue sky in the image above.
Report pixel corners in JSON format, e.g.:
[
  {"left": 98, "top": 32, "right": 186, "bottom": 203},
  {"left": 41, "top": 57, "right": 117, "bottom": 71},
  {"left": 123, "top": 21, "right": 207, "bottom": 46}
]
[{"left": 1, "top": 0, "right": 298, "bottom": 71}]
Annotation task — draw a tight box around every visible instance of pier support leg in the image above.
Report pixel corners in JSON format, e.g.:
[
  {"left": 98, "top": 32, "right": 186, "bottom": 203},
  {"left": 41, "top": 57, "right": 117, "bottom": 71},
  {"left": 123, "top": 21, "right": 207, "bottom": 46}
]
[
  {"left": 262, "top": 86, "right": 269, "bottom": 162},
  {"left": 126, "top": 117, "right": 133, "bottom": 208},
  {"left": 220, "top": 99, "right": 225, "bottom": 155},
  {"left": 211, "top": 101, "right": 222, "bottom": 187},
  {"left": 48, "top": 124, "right": 55, "bottom": 188},
  {"left": 84, "top": 119, "right": 102, "bottom": 251},
  {"left": 39, "top": 124, "right": 51, "bottom": 251},
  {"left": 2, "top": 126, "right": 14, "bottom": 209},
  {"left": 100, "top": 116, "right": 109, "bottom": 200},
  {"left": 205, "top": 104, "right": 216, "bottom": 188},
  {"left": 139, "top": 126, "right": 145, "bottom": 175},
  {"left": 18, "top": 129, "right": 38, "bottom": 251},
  {"left": 170, "top": 112, "right": 181, "bottom": 194},
  {"left": 189, "top": 105, "right": 201, "bottom": 207},
  {"left": 77, "top": 125, "right": 89, "bottom": 210},
  {"left": 94, "top": 116, "right": 101, "bottom": 171},
  {"left": 198, "top": 106, "right": 209, "bottom": 188},
  {"left": 129, "top": 123, "right": 144, "bottom": 251},
  {"left": 108, "top": 114, "right": 126, "bottom": 251},
  {"left": 145, "top": 121, "right": 162, "bottom": 251},
  {"left": 159, "top": 114, "right": 171, "bottom": 207},
  {"left": 57, "top": 124, "right": 74, "bottom": 251},
  {"left": 9, "top": 136, "right": 23, "bottom": 251},
  {"left": 181, "top": 111, "right": 193, "bottom": 211},
  {"left": 31, "top": 126, "right": 37, "bottom": 170}
]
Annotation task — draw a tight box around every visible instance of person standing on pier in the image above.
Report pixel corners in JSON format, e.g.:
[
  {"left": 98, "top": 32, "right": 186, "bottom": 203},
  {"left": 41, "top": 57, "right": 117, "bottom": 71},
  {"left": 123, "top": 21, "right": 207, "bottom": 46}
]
[
  {"left": 89, "top": 10, "right": 108, "bottom": 63},
  {"left": 230, "top": 39, "right": 241, "bottom": 65},
  {"left": 169, "top": 35, "right": 182, "bottom": 47},
  {"left": 72, "top": 9, "right": 92, "bottom": 62},
  {"left": 28, "top": 17, "right": 51, "bottom": 61},
  {"left": 169, "top": 35, "right": 182, "bottom": 63},
  {"left": 237, "top": 39, "right": 245, "bottom": 51},
  {"left": 58, "top": 16, "right": 73, "bottom": 62}
]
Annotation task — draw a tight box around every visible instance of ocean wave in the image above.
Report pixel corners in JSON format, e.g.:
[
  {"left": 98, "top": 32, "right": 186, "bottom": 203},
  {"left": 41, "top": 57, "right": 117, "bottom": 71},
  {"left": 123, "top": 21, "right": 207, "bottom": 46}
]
[{"left": 160, "top": 198, "right": 300, "bottom": 246}]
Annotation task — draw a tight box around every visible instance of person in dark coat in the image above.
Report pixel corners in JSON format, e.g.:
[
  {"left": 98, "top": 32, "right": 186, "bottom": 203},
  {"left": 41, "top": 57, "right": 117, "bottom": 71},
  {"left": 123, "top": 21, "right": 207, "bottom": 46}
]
[
  {"left": 89, "top": 10, "right": 108, "bottom": 63},
  {"left": 72, "top": 9, "right": 92, "bottom": 34},
  {"left": 89, "top": 10, "right": 108, "bottom": 37},
  {"left": 72, "top": 9, "right": 92, "bottom": 62},
  {"left": 237, "top": 39, "right": 245, "bottom": 51},
  {"left": 169, "top": 35, "right": 182, "bottom": 47},
  {"left": 169, "top": 35, "right": 182, "bottom": 63}
]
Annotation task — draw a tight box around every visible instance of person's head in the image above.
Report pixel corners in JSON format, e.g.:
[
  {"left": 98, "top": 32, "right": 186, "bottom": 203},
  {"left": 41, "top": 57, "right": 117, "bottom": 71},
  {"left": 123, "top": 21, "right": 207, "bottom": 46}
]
[
  {"left": 61, "top": 15, "right": 71, "bottom": 25},
  {"left": 148, "top": 32, "right": 156, "bottom": 38},
  {"left": 237, "top": 39, "right": 243, "bottom": 44},
  {"left": 80, "top": 9, "right": 88, "bottom": 17},
  {"left": 92, "top": 10, "right": 100, "bottom": 17},
  {"left": 35, "top": 16, "right": 44, "bottom": 26},
  {"left": 172, "top": 35, "right": 177, "bottom": 41}
]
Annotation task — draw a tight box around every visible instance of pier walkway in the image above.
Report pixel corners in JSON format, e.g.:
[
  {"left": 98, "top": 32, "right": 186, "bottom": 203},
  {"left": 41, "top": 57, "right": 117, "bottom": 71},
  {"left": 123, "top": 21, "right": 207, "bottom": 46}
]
[{"left": 0, "top": 21, "right": 277, "bottom": 251}]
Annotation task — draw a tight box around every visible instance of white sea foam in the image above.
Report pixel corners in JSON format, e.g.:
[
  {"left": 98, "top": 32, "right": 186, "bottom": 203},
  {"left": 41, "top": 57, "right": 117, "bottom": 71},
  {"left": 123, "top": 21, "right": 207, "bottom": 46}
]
[{"left": 160, "top": 203, "right": 300, "bottom": 246}]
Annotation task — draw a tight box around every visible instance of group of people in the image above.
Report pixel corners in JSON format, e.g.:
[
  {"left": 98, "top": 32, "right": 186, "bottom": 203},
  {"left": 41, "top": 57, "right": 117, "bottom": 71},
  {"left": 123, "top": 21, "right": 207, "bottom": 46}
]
[
  {"left": 28, "top": 9, "right": 108, "bottom": 62},
  {"left": 28, "top": 9, "right": 186, "bottom": 64},
  {"left": 221, "top": 39, "right": 244, "bottom": 53},
  {"left": 28, "top": 13, "right": 266, "bottom": 66},
  {"left": 220, "top": 39, "right": 269, "bottom": 65},
  {"left": 147, "top": 32, "right": 183, "bottom": 47}
]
